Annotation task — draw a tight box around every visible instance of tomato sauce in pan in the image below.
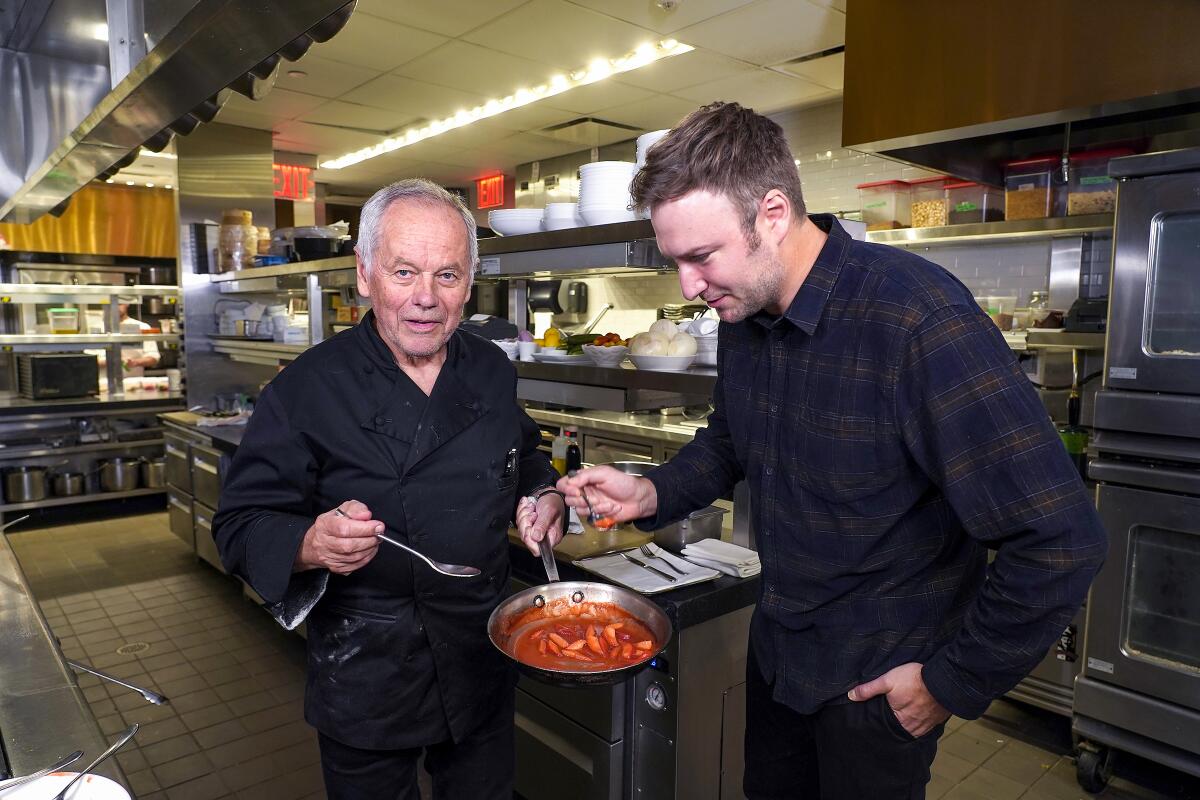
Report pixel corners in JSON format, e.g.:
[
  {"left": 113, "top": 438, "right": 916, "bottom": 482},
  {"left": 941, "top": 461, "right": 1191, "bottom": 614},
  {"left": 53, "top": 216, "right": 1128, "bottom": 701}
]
[{"left": 506, "top": 600, "right": 658, "bottom": 672}]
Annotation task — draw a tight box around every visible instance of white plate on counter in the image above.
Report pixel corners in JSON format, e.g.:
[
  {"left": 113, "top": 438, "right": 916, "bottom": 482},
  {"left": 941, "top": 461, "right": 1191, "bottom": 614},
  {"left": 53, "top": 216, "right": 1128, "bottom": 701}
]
[
  {"left": 572, "top": 548, "right": 720, "bottom": 594},
  {"left": 531, "top": 351, "right": 589, "bottom": 364},
  {"left": 0, "top": 772, "right": 130, "bottom": 799}
]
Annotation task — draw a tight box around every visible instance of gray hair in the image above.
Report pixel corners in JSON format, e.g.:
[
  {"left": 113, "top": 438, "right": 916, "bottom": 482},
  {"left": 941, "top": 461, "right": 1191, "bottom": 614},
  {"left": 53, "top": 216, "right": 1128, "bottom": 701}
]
[{"left": 356, "top": 178, "right": 478, "bottom": 286}]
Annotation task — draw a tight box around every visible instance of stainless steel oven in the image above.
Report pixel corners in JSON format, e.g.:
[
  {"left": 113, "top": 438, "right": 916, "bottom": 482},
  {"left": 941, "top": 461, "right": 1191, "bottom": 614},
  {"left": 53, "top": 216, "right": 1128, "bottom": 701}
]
[{"left": 1105, "top": 149, "right": 1200, "bottom": 394}]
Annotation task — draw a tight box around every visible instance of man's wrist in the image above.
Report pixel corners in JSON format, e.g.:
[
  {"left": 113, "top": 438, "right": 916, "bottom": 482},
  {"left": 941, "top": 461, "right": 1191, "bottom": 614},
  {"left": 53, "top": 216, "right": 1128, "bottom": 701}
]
[{"left": 636, "top": 476, "right": 659, "bottom": 519}]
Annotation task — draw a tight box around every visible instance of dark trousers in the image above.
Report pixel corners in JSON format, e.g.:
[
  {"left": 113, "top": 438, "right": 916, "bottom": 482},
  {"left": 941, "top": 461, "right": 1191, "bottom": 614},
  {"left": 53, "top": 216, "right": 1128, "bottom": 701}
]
[
  {"left": 744, "top": 650, "right": 944, "bottom": 800},
  {"left": 317, "top": 690, "right": 515, "bottom": 800}
]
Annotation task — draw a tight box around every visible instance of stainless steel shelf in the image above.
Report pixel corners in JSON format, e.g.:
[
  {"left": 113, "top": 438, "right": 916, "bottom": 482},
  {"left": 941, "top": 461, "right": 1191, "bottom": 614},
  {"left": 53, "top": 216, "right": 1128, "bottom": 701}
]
[
  {"left": 0, "top": 438, "right": 164, "bottom": 461},
  {"left": 867, "top": 214, "right": 1114, "bottom": 246},
  {"left": 1025, "top": 330, "right": 1106, "bottom": 351},
  {"left": 0, "top": 333, "right": 180, "bottom": 346},
  {"left": 0, "top": 486, "right": 165, "bottom": 513},
  {"left": 208, "top": 335, "right": 307, "bottom": 365},
  {"left": 0, "top": 283, "right": 179, "bottom": 301},
  {"left": 209, "top": 256, "right": 355, "bottom": 283}
]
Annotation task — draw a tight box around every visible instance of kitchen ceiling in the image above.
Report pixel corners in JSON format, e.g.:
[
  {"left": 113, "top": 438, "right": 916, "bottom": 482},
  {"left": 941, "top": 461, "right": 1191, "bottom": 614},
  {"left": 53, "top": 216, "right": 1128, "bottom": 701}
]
[{"left": 213, "top": 0, "right": 845, "bottom": 195}]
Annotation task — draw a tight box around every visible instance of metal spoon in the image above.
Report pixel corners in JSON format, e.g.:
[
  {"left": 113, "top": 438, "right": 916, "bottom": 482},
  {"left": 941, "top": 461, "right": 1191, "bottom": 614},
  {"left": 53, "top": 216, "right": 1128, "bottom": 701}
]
[
  {"left": 51, "top": 724, "right": 138, "bottom": 800},
  {"left": 333, "top": 509, "right": 480, "bottom": 578},
  {"left": 567, "top": 470, "right": 616, "bottom": 530},
  {"left": 0, "top": 750, "right": 83, "bottom": 792}
]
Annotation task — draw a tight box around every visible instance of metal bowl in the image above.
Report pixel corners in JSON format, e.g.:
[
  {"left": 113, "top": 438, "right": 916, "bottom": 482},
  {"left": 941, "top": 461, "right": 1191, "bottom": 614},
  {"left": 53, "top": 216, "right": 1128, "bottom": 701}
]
[
  {"left": 487, "top": 580, "right": 672, "bottom": 688},
  {"left": 604, "top": 461, "right": 658, "bottom": 477}
]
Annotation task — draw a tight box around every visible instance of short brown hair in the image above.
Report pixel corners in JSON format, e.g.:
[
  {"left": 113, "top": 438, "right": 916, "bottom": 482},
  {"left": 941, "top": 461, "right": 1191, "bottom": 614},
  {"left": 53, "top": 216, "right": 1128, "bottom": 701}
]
[{"left": 631, "top": 102, "right": 806, "bottom": 242}]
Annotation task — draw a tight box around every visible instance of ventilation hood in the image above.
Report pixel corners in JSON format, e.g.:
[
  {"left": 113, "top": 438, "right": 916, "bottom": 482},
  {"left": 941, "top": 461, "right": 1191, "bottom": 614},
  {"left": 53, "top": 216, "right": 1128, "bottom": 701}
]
[
  {"left": 0, "top": 0, "right": 355, "bottom": 223},
  {"left": 842, "top": 0, "right": 1200, "bottom": 184}
]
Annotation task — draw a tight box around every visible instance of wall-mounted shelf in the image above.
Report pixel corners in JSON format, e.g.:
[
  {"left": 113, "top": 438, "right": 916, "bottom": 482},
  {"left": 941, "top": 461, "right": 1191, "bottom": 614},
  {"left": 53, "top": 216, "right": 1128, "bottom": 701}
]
[
  {"left": 0, "top": 333, "right": 180, "bottom": 353},
  {"left": 867, "top": 214, "right": 1113, "bottom": 246},
  {"left": 0, "top": 438, "right": 164, "bottom": 461},
  {"left": 0, "top": 284, "right": 179, "bottom": 302},
  {"left": 0, "top": 486, "right": 166, "bottom": 513},
  {"left": 208, "top": 335, "right": 307, "bottom": 365}
]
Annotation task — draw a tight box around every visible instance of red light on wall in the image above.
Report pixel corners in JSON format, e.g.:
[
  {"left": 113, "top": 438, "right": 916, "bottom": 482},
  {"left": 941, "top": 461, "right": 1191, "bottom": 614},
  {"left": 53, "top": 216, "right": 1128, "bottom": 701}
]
[
  {"left": 274, "top": 164, "right": 314, "bottom": 201},
  {"left": 476, "top": 174, "right": 505, "bottom": 209}
]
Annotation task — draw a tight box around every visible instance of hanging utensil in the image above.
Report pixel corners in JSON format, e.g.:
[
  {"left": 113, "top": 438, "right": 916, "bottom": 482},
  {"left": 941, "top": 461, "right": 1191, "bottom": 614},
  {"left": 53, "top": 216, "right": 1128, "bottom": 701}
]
[
  {"left": 333, "top": 509, "right": 480, "bottom": 577},
  {"left": 51, "top": 724, "right": 138, "bottom": 800}
]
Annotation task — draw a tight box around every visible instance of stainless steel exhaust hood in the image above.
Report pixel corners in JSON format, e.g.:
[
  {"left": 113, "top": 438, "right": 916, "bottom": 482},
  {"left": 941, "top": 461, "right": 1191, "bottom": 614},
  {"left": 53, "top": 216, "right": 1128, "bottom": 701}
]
[
  {"left": 0, "top": 0, "right": 355, "bottom": 223},
  {"left": 842, "top": 0, "right": 1200, "bottom": 184}
]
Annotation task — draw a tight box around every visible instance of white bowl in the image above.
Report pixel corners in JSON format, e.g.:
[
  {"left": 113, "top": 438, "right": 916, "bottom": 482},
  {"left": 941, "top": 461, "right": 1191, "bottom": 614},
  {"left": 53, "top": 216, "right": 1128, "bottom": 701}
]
[
  {"left": 580, "top": 207, "right": 638, "bottom": 226},
  {"left": 629, "top": 353, "right": 695, "bottom": 371},
  {"left": 544, "top": 202, "right": 578, "bottom": 217},
  {"left": 543, "top": 216, "right": 582, "bottom": 230},
  {"left": 488, "top": 209, "right": 543, "bottom": 236},
  {"left": 492, "top": 339, "right": 519, "bottom": 359},
  {"left": 582, "top": 344, "right": 629, "bottom": 367}
]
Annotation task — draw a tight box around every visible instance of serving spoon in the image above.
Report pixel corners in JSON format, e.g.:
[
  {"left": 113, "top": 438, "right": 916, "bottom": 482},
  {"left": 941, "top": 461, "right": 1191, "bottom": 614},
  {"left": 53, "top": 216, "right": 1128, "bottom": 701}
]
[{"left": 333, "top": 509, "right": 479, "bottom": 578}]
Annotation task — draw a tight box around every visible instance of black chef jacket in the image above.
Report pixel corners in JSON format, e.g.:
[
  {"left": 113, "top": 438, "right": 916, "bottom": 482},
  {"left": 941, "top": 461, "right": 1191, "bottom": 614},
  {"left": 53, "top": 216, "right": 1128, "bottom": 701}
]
[{"left": 212, "top": 310, "right": 558, "bottom": 750}]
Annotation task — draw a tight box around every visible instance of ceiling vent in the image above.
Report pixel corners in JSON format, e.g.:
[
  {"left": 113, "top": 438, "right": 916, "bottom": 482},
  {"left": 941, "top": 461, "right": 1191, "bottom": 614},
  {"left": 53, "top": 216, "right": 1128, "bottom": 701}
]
[{"left": 535, "top": 117, "right": 644, "bottom": 148}]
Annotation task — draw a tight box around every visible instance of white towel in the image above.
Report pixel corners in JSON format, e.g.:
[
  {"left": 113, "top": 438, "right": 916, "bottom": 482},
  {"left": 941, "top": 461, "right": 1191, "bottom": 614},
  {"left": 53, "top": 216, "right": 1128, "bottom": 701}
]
[
  {"left": 682, "top": 554, "right": 761, "bottom": 579},
  {"left": 682, "top": 538, "right": 760, "bottom": 567}
]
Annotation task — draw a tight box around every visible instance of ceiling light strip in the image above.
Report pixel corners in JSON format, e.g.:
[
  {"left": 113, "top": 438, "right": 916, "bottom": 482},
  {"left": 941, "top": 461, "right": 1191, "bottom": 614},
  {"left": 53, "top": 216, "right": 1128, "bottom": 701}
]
[{"left": 319, "top": 39, "right": 694, "bottom": 170}]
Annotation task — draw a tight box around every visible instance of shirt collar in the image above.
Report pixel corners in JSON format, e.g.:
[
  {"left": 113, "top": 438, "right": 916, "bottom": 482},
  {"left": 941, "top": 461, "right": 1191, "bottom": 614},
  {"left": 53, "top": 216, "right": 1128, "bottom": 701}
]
[
  {"left": 751, "top": 213, "right": 851, "bottom": 335},
  {"left": 352, "top": 308, "right": 462, "bottom": 372}
]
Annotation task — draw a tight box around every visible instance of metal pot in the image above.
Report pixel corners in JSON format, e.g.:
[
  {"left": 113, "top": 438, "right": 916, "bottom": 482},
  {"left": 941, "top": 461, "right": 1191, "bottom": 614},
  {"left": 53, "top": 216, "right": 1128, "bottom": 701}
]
[
  {"left": 100, "top": 457, "right": 141, "bottom": 492},
  {"left": 3, "top": 466, "right": 48, "bottom": 503},
  {"left": 142, "top": 266, "right": 174, "bottom": 285},
  {"left": 143, "top": 297, "right": 172, "bottom": 315},
  {"left": 52, "top": 471, "right": 86, "bottom": 497},
  {"left": 487, "top": 580, "right": 672, "bottom": 688},
  {"left": 653, "top": 505, "right": 726, "bottom": 552},
  {"left": 140, "top": 458, "right": 166, "bottom": 488}
]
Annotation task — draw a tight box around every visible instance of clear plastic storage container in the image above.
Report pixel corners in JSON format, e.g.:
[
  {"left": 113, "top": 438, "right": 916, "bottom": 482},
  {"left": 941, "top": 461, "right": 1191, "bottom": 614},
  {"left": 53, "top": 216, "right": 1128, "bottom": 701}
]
[
  {"left": 47, "top": 307, "right": 79, "bottom": 334},
  {"left": 1004, "top": 157, "right": 1058, "bottom": 220},
  {"left": 909, "top": 176, "right": 954, "bottom": 228},
  {"left": 1067, "top": 148, "right": 1133, "bottom": 215},
  {"left": 856, "top": 180, "right": 911, "bottom": 230},
  {"left": 946, "top": 182, "right": 1005, "bottom": 224}
]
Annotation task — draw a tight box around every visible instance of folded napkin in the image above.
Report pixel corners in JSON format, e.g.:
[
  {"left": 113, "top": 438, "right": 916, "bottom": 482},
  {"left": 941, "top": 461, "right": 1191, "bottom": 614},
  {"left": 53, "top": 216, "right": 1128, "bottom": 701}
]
[{"left": 682, "top": 539, "right": 761, "bottom": 577}]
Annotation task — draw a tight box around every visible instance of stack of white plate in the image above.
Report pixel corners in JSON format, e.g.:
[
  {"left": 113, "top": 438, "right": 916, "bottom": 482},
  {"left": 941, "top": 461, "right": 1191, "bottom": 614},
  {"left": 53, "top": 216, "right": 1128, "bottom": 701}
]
[
  {"left": 636, "top": 129, "right": 670, "bottom": 166},
  {"left": 543, "top": 202, "right": 582, "bottom": 231},
  {"left": 487, "top": 208, "right": 544, "bottom": 236},
  {"left": 578, "top": 161, "right": 638, "bottom": 226}
]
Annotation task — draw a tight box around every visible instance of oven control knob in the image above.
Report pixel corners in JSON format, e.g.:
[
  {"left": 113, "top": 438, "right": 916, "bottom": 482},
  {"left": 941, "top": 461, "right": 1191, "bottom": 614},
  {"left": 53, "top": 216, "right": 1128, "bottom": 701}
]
[{"left": 645, "top": 682, "right": 667, "bottom": 712}]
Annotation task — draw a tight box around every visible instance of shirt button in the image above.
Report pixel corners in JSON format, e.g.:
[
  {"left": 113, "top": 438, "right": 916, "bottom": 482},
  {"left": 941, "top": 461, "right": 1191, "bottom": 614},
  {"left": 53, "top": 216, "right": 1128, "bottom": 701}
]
[
  {"left": 764, "top": 467, "right": 774, "bottom": 476},
  {"left": 770, "top": 404, "right": 778, "bottom": 413},
  {"left": 768, "top": 584, "right": 776, "bottom": 592},
  {"left": 374, "top": 416, "right": 385, "bottom": 425}
]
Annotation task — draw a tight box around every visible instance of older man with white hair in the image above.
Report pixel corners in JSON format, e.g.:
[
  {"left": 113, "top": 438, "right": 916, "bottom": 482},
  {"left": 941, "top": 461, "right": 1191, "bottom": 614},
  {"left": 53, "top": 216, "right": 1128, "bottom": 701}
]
[{"left": 213, "top": 178, "right": 565, "bottom": 799}]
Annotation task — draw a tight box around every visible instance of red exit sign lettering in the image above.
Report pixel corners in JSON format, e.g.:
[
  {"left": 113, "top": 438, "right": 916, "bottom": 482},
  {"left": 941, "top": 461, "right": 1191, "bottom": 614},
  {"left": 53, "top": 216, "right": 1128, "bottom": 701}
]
[
  {"left": 274, "top": 163, "right": 314, "bottom": 201},
  {"left": 476, "top": 174, "right": 505, "bottom": 209}
]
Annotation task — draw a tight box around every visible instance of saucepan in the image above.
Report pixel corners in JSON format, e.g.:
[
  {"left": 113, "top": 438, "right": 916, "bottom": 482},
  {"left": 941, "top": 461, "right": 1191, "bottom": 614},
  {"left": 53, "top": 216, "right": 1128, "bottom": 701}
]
[{"left": 487, "top": 578, "right": 672, "bottom": 688}]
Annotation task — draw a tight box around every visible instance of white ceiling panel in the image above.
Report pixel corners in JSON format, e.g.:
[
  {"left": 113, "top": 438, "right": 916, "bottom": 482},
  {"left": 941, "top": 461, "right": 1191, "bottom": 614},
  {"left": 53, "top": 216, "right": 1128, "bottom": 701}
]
[
  {"left": 224, "top": 89, "right": 327, "bottom": 122},
  {"left": 674, "top": 69, "right": 834, "bottom": 113},
  {"left": 307, "top": 11, "right": 447, "bottom": 72},
  {"left": 675, "top": 0, "right": 845, "bottom": 66},
  {"left": 771, "top": 51, "right": 843, "bottom": 91},
  {"left": 276, "top": 55, "right": 380, "bottom": 99},
  {"left": 481, "top": 103, "right": 582, "bottom": 133},
  {"left": 395, "top": 41, "right": 554, "bottom": 97},
  {"left": 355, "top": 0, "right": 529, "bottom": 38},
  {"left": 274, "top": 121, "right": 387, "bottom": 157},
  {"left": 563, "top": 0, "right": 757, "bottom": 34},
  {"left": 298, "top": 100, "right": 418, "bottom": 133},
  {"left": 592, "top": 93, "right": 699, "bottom": 131},
  {"left": 342, "top": 75, "right": 488, "bottom": 120},
  {"left": 613, "top": 48, "right": 753, "bottom": 93},
  {"left": 213, "top": 105, "right": 279, "bottom": 131},
  {"left": 807, "top": 0, "right": 847, "bottom": 12},
  {"left": 464, "top": 0, "right": 657, "bottom": 69},
  {"left": 546, "top": 80, "right": 655, "bottom": 115}
]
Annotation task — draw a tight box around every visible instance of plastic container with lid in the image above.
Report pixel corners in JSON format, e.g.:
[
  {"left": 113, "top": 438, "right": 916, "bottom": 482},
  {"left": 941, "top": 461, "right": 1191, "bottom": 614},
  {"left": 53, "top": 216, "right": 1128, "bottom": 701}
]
[
  {"left": 47, "top": 307, "right": 79, "bottom": 334},
  {"left": 946, "top": 182, "right": 1005, "bottom": 224},
  {"left": 856, "top": 180, "right": 911, "bottom": 230},
  {"left": 1004, "top": 157, "right": 1058, "bottom": 220},
  {"left": 909, "top": 176, "right": 955, "bottom": 228},
  {"left": 1067, "top": 148, "right": 1134, "bottom": 215}
]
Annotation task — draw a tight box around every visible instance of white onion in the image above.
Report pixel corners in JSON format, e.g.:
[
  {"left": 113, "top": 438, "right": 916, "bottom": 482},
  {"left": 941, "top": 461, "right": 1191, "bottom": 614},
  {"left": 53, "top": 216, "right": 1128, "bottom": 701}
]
[
  {"left": 667, "top": 331, "right": 697, "bottom": 356},
  {"left": 649, "top": 319, "right": 680, "bottom": 340},
  {"left": 630, "top": 332, "right": 669, "bottom": 356}
]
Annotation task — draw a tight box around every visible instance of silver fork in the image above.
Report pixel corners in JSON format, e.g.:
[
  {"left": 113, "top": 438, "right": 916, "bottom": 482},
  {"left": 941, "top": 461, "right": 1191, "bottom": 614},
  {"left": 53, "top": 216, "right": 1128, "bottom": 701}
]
[{"left": 639, "top": 543, "right": 687, "bottom": 575}]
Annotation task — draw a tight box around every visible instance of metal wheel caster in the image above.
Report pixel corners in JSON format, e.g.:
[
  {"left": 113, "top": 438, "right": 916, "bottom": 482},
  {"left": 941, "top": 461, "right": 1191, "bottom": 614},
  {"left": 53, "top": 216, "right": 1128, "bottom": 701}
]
[{"left": 1075, "top": 743, "right": 1113, "bottom": 794}]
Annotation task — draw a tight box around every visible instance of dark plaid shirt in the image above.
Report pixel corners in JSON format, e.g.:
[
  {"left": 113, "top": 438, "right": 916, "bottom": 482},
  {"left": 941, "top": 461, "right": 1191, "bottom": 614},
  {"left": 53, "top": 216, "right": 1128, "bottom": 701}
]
[{"left": 645, "top": 215, "right": 1106, "bottom": 718}]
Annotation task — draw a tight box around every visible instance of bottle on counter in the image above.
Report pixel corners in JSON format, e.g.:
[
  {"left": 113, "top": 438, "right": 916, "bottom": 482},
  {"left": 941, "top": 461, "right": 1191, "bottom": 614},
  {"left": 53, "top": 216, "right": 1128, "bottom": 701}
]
[
  {"left": 565, "top": 427, "right": 582, "bottom": 474},
  {"left": 551, "top": 431, "right": 569, "bottom": 477}
]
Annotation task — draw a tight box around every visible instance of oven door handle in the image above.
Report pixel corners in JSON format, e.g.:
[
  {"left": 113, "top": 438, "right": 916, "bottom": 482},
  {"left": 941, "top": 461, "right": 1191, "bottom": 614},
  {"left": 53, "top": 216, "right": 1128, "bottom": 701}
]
[{"left": 1089, "top": 458, "right": 1200, "bottom": 495}]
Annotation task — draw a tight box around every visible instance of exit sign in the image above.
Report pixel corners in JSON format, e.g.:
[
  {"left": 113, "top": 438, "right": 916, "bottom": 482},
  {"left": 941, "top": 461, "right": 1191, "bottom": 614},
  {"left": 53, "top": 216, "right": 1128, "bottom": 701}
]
[
  {"left": 476, "top": 174, "right": 505, "bottom": 209},
  {"left": 274, "top": 163, "right": 314, "bottom": 201}
]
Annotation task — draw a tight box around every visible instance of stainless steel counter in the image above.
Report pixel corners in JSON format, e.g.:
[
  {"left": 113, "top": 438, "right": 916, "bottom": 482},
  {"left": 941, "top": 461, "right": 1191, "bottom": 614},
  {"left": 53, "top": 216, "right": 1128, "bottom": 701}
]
[
  {"left": 0, "top": 392, "right": 184, "bottom": 417},
  {"left": 526, "top": 407, "right": 706, "bottom": 447},
  {"left": 0, "top": 531, "right": 126, "bottom": 787}
]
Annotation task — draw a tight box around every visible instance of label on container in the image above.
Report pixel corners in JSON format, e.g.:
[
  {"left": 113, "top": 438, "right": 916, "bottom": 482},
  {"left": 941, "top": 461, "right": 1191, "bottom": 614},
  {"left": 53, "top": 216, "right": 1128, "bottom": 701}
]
[
  {"left": 1017, "top": 182, "right": 1036, "bottom": 191},
  {"left": 955, "top": 201, "right": 979, "bottom": 212},
  {"left": 1087, "top": 657, "right": 1115, "bottom": 674},
  {"left": 1109, "top": 366, "right": 1137, "bottom": 380},
  {"left": 863, "top": 200, "right": 886, "bottom": 209},
  {"left": 1080, "top": 176, "right": 1113, "bottom": 186},
  {"left": 480, "top": 257, "right": 500, "bottom": 275}
]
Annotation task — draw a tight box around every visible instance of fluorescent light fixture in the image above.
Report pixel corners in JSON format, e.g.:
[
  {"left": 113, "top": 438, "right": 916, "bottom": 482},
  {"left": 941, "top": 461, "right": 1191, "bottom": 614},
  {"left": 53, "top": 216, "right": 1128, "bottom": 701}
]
[
  {"left": 105, "top": 178, "right": 115, "bottom": 184},
  {"left": 165, "top": 184, "right": 173, "bottom": 190},
  {"left": 125, "top": 180, "right": 135, "bottom": 186},
  {"left": 320, "top": 39, "right": 694, "bottom": 170},
  {"left": 145, "top": 182, "right": 155, "bottom": 187}
]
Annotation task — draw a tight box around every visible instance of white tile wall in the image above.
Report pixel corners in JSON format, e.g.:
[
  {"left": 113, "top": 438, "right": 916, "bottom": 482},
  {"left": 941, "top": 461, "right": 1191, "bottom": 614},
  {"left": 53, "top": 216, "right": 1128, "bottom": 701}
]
[
  {"left": 899, "top": 240, "right": 1050, "bottom": 307},
  {"left": 543, "top": 273, "right": 691, "bottom": 335}
]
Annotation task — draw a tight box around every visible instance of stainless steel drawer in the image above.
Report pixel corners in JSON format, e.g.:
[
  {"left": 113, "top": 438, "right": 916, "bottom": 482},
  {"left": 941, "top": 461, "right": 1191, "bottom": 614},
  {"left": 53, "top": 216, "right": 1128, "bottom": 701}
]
[
  {"left": 193, "top": 502, "right": 224, "bottom": 573},
  {"left": 514, "top": 689, "right": 623, "bottom": 800},
  {"left": 582, "top": 434, "right": 655, "bottom": 466},
  {"left": 190, "top": 444, "right": 223, "bottom": 509},
  {"left": 167, "top": 487, "right": 193, "bottom": 551},
  {"left": 164, "top": 433, "right": 192, "bottom": 493}
]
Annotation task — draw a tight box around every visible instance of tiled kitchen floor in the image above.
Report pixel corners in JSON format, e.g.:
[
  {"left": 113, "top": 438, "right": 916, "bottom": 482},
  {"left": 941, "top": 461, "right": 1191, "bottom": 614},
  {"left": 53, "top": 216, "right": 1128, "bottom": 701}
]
[{"left": 7, "top": 512, "right": 1200, "bottom": 800}]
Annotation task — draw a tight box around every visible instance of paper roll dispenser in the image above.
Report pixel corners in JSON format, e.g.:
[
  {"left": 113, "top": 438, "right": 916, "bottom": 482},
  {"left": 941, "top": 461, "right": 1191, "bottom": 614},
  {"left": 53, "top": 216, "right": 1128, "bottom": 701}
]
[
  {"left": 565, "top": 281, "right": 588, "bottom": 314},
  {"left": 528, "top": 280, "right": 564, "bottom": 313}
]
